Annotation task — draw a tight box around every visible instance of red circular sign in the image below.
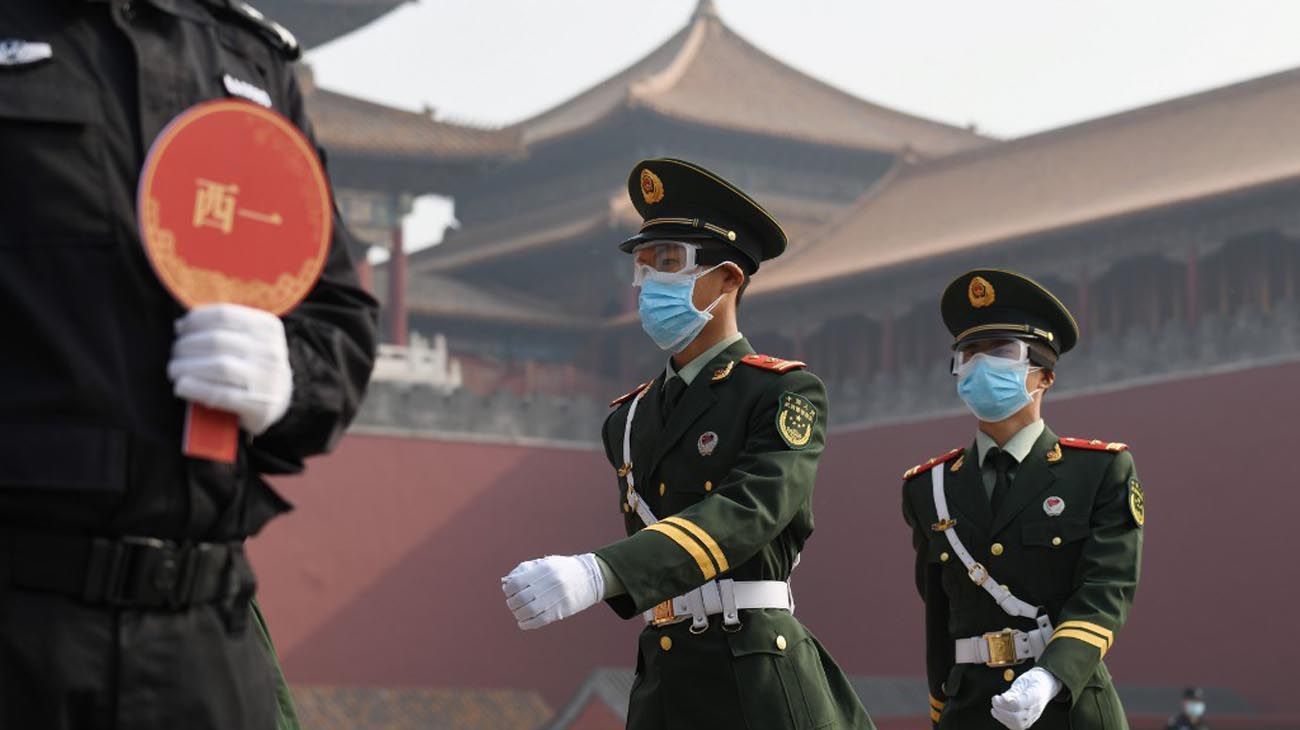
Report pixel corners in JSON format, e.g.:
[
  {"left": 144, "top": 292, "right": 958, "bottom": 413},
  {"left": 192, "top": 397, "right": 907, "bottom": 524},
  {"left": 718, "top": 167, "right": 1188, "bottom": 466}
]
[{"left": 137, "top": 99, "right": 332, "bottom": 315}]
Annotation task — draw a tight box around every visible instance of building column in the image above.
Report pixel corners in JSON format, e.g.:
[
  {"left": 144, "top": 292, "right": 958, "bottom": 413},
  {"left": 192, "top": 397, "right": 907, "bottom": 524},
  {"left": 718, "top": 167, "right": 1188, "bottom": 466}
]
[
  {"left": 389, "top": 224, "right": 408, "bottom": 346},
  {"left": 355, "top": 254, "right": 374, "bottom": 295},
  {"left": 1185, "top": 247, "right": 1199, "bottom": 328}
]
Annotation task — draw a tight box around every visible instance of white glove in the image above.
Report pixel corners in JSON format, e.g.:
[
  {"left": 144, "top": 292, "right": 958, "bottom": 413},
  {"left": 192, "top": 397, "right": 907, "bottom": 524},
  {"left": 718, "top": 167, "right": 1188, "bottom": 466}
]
[
  {"left": 501, "top": 553, "right": 605, "bottom": 631},
  {"left": 168, "top": 303, "right": 293, "bottom": 436},
  {"left": 991, "top": 667, "right": 1062, "bottom": 730}
]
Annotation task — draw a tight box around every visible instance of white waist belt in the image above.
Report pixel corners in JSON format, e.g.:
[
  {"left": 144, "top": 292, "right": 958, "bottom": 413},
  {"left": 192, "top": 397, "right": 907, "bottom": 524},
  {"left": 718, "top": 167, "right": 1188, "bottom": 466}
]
[
  {"left": 643, "top": 579, "right": 792, "bottom": 632},
  {"left": 954, "top": 621, "right": 1053, "bottom": 667}
]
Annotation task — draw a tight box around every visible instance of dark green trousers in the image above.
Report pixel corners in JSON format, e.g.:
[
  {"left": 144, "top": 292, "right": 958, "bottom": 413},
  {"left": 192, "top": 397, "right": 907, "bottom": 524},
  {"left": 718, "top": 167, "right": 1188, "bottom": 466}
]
[{"left": 627, "top": 610, "right": 873, "bottom": 730}]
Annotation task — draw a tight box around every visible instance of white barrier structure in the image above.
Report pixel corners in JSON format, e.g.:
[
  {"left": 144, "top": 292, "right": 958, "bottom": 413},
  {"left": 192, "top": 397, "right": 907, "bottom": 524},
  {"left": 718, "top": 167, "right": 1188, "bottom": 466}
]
[{"left": 371, "top": 333, "right": 463, "bottom": 392}]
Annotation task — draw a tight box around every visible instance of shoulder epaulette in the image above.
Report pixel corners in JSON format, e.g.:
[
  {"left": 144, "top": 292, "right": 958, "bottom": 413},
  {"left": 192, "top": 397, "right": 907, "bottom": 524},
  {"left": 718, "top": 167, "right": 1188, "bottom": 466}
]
[
  {"left": 609, "top": 380, "right": 652, "bottom": 408},
  {"left": 209, "top": 1, "right": 301, "bottom": 60},
  {"left": 1059, "top": 437, "right": 1128, "bottom": 453},
  {"left": 740, "top": 354, "right": 806, "bottom": 374},
  {"left": 903, "top": 447, "right": 964, "bottom": 480}
]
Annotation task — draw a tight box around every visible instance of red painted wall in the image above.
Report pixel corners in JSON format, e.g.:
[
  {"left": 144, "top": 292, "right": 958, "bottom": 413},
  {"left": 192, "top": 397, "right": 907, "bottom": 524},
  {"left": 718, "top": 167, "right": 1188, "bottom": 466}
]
[{"left": 251, "top": 361, "right": 1298, "bottom": 713}]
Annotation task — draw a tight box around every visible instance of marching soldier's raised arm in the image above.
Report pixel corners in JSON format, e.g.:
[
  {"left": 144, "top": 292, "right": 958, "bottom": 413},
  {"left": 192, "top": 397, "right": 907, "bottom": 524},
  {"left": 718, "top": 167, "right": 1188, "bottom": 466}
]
[
  {"left": 1035, "top": 448, "right": 1144, "bottom": 704},
  {"left": 596, "top": 369, "right": 826, "bottom": 616}
]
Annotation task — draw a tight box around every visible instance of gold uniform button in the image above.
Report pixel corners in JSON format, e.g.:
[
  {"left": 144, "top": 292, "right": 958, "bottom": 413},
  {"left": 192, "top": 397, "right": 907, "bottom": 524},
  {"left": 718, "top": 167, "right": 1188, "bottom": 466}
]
[
  {"left": 1003, "top": 669, "right": 1016, "bottom": 682},
  {"left": 704, "top": 481, "right": 713, "bottom": 492},
  {"left": 659, "top": 483, "right": 666, "bottom": 496},
  {"left": 776, "top": 635, "right": 788, "bottom": 651},
  {"left": 660, "top": 636, "right": 673, "bottom": 652},
  {"left": 1052, "top": 537, "right": 1063, "bottom": 547},
  {"left": 940, "top": 552, "right": 950, "bottom": 563},
  {"left": 990, "top": 543, "right": 1004, "bottom": 557}
]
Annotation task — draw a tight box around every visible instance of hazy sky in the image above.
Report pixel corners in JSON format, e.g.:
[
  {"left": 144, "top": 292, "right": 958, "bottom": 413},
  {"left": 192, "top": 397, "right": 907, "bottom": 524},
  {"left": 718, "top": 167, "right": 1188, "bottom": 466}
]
[{"left": 306, "top": 0, "right": 1300, "bottom": 248}]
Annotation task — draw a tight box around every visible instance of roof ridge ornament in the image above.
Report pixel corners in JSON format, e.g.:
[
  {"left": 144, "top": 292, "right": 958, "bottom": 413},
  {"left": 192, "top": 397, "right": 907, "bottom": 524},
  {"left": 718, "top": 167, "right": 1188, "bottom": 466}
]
[{"left": 693, "top": 0, "right": 720, "bottom": 20}]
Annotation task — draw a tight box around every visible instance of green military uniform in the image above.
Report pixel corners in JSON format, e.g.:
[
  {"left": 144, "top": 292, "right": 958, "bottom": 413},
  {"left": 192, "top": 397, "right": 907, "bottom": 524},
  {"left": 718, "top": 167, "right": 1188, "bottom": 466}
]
[
  {"left": 900, "top": 270, "right": 1144, "bottom": 730},
  {"left": 593, "top": 159, "right": 873, "bottom": 730}
]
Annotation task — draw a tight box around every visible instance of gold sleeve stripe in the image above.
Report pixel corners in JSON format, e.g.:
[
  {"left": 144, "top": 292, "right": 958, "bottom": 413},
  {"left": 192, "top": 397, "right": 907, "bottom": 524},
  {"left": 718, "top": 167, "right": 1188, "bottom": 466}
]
[
  {"left": 1055, "top": 620, "right": 1114, "bottom": 649},
  {"left": 643, "top": 523, "right": 718, "bottom": 580},
  {"left": 929, "top": 695, "right": 945, "bottom": 710},
  {"left": 1050, "top": 628, "right": 1109, "bottom": 657},
  {"left": 661, "top": 516, "right": 729, "bottom": 574},
  {"left": 930, "top": 708, "right": 942, "bottom": 723}
]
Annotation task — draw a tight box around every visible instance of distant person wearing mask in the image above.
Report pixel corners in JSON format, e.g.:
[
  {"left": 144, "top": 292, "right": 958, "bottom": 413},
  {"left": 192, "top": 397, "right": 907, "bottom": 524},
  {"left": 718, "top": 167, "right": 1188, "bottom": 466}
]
[
  {"left": 901, "top": 270, "right": 1145, "bottom": 729},
  {"left": 1167, "top": 687, "right": 1208, "bottom": 729},
  {"left": 501, "top": 159, "right": 873, "bottom": 729}
]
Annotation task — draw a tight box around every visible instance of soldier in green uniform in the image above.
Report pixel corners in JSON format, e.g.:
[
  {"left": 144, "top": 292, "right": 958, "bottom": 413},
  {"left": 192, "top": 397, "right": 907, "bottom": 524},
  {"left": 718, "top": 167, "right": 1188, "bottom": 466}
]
[
  {"left": 901, "top": 270, "right": 1144, "bottom": 730},
  {"left": 503, "top": 158, "right": 873, "bottom": 730}
]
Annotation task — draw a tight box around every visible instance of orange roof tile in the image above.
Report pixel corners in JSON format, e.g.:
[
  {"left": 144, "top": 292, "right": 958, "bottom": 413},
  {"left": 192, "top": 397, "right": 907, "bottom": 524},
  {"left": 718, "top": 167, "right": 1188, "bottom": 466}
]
[
  {"left": 305, "top": 86, "right": 522, "bottom": 162},
  {"left": 514, "top": 2, "right": 989, "bottom": 156},
  {"left": 752, "top": 66, "right": 1300, "bottom": 297}
]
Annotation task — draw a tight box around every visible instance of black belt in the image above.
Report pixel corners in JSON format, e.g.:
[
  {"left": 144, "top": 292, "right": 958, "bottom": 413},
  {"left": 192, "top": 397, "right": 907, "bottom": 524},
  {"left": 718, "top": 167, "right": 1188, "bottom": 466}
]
[{"left": 2, "top": 530, "right": 256, "bottom": 619}]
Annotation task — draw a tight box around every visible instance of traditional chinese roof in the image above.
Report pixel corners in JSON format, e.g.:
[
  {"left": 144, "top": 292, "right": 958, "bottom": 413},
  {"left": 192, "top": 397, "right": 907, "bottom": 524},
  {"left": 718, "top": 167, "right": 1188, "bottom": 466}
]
[
  {"left": 514, "top": 0, "right": 990, "bottom": 155},
  {"left": 410, "top": 184, "right": 846, "bottom": 277},
  {"left": 304, "top": 84, "right": 522, "bottom": 162},
  {"left": 752, "top": 65, "right": 1300, "bottom": 297},
  {"left": 290, "top": 686, "right": 552, "bottom": 730},
  {"left": 257, "top": 0, "right": 408, "bottom": 49},
  {"left": 378, "top": 268, "right": 597, "bottom": 329}
]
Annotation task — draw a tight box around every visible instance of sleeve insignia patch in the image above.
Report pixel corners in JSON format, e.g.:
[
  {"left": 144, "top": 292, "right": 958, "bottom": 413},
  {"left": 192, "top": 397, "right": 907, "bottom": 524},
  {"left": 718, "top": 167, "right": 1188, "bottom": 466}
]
[
  {"left": 1128, "top": 478, "right": 1145, "bottom": 527},
  {"left": 776, "top": 391, "right": 816, "bottom": 450}
]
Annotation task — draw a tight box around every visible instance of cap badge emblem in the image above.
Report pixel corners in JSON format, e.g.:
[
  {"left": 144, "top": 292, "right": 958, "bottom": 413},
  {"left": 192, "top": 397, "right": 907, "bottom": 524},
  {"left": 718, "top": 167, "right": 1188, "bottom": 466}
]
[
  {"left": 640, "top": 169, "right": 665, "bottom": 205},
  {"left": 968, "top": 276, "right": 996, "bottom": 308}
]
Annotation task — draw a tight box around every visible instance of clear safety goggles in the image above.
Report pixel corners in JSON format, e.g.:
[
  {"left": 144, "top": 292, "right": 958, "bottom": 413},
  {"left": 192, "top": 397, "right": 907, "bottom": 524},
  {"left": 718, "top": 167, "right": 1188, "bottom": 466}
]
[
  {"left": 951, "top": 339, "right": 1031, "bottom": 376},
  {"left": 631, "top": 240, "right": 704, "bottom": 286}
]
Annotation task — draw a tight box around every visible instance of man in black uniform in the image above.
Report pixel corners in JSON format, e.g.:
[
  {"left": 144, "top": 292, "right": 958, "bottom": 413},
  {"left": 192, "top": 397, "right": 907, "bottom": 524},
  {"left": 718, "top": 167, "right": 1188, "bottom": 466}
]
[
  {"left": 1166, "top": 687, "right": 1209, "bottom": 730},
  {"left": 0, "top": 3, "right": 378, "bottom": 729}
]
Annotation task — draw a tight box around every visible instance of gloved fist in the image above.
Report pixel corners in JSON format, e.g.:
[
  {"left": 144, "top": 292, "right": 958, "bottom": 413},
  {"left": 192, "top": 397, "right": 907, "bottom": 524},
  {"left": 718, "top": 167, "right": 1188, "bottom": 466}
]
[
  {"left": 991, "top": 667, "right": 1062, "bottom": 730},
  {"left": 502, "top": 553, "right": 605, "bottom": 631},
  {"left": 168, "top": 303, "right": 293, "bottom": 436}
]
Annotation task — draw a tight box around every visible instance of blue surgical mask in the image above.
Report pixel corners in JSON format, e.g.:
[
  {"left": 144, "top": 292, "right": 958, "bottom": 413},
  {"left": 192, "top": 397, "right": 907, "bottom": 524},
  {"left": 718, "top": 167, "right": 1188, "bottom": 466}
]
[
  {"left": 1184, "top": 701, "right": 1206, "bottom": 720},
  {"left": 637, "top": 265, "right": 723, "bottom": 353},
  {"left": 956, "top": 354, "right": 1041, "bottom": 422}
]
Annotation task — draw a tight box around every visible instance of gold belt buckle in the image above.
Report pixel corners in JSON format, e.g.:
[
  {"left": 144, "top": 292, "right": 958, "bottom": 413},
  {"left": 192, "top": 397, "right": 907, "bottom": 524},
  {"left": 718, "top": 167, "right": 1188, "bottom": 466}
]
[
  {"left": 652, "top": 600, "right": 687, "bottom": 627},
  {"left": 983, "top": 629, "right": 1020, "bottom": 668}
]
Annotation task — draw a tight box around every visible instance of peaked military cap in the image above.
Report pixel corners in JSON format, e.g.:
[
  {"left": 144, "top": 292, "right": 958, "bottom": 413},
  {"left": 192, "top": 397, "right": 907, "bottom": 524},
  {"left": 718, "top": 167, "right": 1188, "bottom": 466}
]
[
  {"left": 620, "top": 158, "right": 786, "bottom": 271},
  {"left": 941, "top": 269, "right": 1080, "bottom": 360}
]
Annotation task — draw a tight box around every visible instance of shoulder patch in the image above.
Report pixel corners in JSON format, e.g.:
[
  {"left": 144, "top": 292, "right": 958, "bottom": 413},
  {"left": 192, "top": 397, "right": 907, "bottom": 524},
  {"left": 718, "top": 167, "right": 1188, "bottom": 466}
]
[
  {"left": 609, "top": 380, "right": 652, "bottom": 408},
  {"left": 741, "top": 353, "right": 806, "bottom": 374},
  {"left": 903, "top": 448, "right": 964, "bottom": 480},
  {"left": 1128, "top": 478, "right": 1145, "bottom": 527},
  {"left": 1059, "top": 437, "right": 1129, "bottom": 453},
  {"left": 775, "top": 391, "right": 817, "bottom": 450},
  {"left": 210, "top": 1, "right": 301, "bottom": 60}
]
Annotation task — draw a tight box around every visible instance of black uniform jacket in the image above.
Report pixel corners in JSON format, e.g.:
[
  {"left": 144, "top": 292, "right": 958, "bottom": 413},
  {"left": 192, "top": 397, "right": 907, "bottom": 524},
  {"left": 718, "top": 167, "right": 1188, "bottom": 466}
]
[{"left": 0, "top": 0, "right": 378, "bottom": 541}]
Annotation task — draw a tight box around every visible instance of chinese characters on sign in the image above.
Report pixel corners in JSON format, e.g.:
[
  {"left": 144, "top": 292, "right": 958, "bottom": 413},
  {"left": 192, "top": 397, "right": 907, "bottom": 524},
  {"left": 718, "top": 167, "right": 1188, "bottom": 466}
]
[{"left": 192, "top": 178, "right": 282, "bottom": 234}]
